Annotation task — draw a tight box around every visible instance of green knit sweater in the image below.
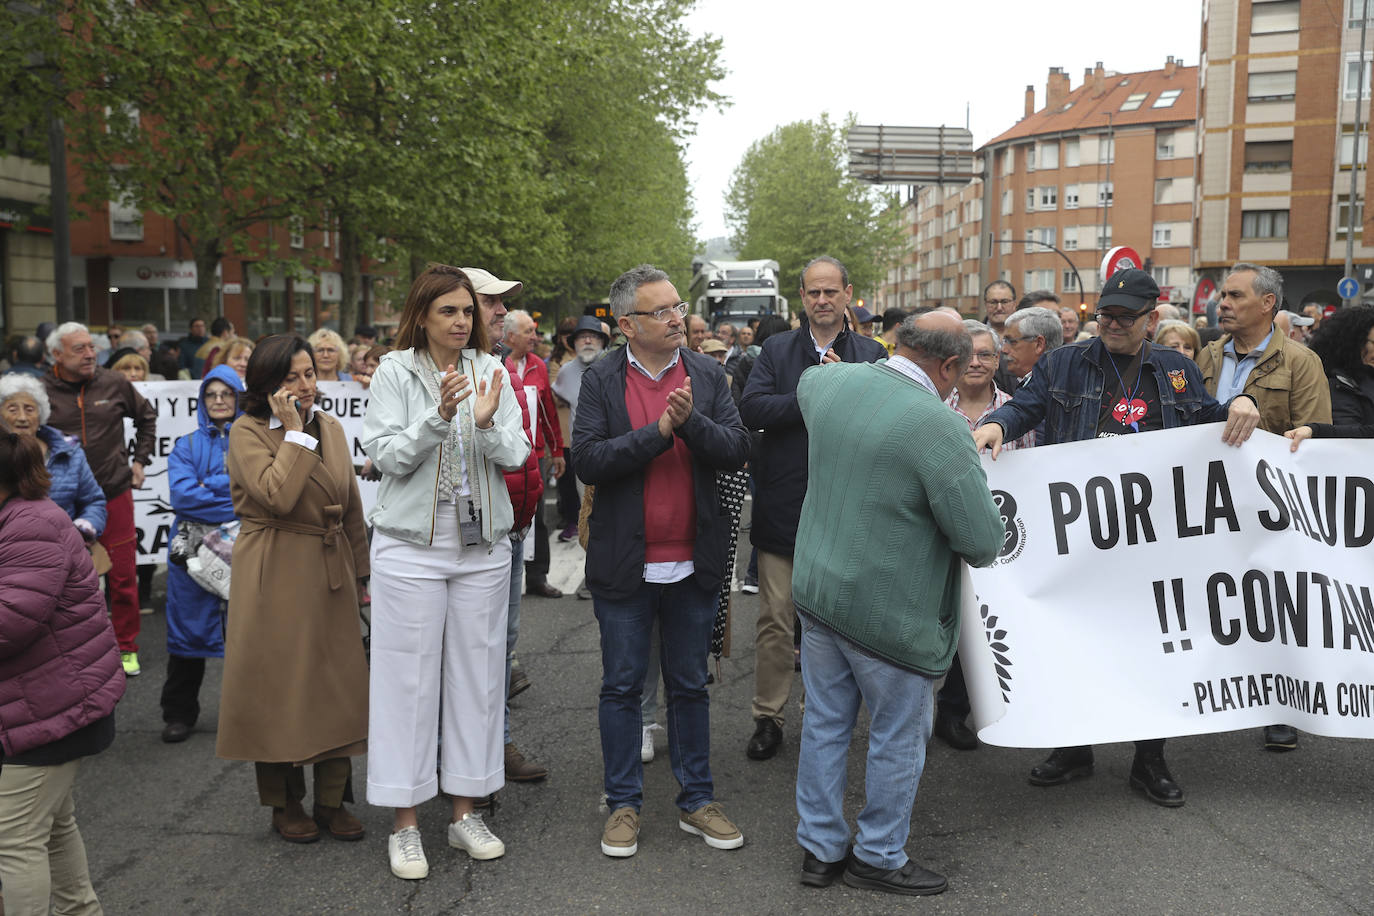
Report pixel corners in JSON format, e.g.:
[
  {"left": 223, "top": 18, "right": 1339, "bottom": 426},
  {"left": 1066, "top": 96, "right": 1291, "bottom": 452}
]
[{"left": 793, "top": 361, "right": 1004, "bottom": 677}]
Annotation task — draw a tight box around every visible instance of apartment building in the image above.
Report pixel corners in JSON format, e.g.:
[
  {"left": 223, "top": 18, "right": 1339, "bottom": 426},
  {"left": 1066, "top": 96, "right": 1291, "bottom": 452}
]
[
  {"left": 1199, "top": 0, "right": 1372, "bottom": 306},
  {"left": 0, "top": 150, "right": 57, "bottom": 339},
  {"left": 879, "top": 60, "right": 1199, "bottom": 318}
]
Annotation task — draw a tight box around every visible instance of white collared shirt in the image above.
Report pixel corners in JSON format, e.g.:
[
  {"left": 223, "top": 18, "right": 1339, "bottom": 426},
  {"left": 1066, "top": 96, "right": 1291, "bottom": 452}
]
[
  {"left": 885, "top": 354, "right": 939, "bottom": 397},
  {"left": 626, "top": 343, "right": 682, "bottom": 381},
  {"left": 269, "top": 403, "right": 323, "bottom": 451}
]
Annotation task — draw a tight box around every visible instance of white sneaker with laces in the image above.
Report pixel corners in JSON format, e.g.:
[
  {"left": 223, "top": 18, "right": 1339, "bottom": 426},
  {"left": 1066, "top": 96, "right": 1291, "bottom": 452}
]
[
  {"left": 641, "top": 723, "right": 661, "bottom": 763},
  {"left": 448, "top": 811, "right": 505, "bottom": 860},
  {"left": 388, "top": 826, "right": 428, "bottom": 879}
]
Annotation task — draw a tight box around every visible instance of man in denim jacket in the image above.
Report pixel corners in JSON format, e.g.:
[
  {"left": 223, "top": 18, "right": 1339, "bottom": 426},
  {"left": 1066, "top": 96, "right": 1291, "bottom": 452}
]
[{"left": 973, "top": 268, "right": 1260, "bottom": 808}]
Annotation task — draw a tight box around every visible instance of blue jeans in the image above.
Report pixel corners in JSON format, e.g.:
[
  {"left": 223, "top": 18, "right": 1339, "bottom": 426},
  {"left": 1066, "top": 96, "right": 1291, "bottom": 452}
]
[
  {"left": 504, "top": 533, "right": 524, "bottom": 745},
  {"left": 594, "top": 576, "right": 715, "bottom": 812},
  {"left": 795, "top": 613, "right": 934, "bottom": 870}
]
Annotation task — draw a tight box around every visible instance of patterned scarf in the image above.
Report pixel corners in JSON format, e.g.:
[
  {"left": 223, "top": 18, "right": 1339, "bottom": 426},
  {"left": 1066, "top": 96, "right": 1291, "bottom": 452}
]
[{"left": 415, "top": 349, "right": 480, "bottom": 509}]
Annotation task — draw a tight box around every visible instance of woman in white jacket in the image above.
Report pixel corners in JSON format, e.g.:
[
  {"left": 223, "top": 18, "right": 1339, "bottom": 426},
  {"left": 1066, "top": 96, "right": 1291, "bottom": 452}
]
[{"left": 361, "top": 264, "right": 530, "bottom": 879}]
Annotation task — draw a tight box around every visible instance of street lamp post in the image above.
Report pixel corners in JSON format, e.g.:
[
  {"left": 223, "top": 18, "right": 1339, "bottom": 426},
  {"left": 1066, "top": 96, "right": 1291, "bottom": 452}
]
[{"left": 994, "top": 236, "right": 1089, "bottom": 310}]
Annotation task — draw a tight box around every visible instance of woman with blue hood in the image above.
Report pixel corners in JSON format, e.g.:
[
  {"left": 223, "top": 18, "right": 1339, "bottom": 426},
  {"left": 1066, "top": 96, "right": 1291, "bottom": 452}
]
[{"left": 160, "top": 364, "right": 244, "bottom": 743}]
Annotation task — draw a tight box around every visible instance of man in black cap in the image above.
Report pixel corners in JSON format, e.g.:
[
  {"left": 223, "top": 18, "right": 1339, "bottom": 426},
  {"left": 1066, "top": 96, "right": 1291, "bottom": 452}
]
[{"left": 973, "top": 268, "right": 1261, "bottom": 808}]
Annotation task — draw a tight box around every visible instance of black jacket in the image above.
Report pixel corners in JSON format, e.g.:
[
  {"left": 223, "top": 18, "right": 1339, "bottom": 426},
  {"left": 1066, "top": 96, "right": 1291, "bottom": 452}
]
[
  {"left": 571, "top": 346, "right": 750, "bottom": 600},
  {"left": 1328, "top": 368, "right": 1374, "bottom": 426},
  {"left": 739, "top": 318, "right": 888, "bottom": 556}
]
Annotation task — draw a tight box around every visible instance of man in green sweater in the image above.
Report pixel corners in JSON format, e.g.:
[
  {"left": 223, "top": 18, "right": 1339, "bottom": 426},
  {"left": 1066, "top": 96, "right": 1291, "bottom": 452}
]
[{"left": 791, "top": 311, "right": 1003, "bottom": 897}]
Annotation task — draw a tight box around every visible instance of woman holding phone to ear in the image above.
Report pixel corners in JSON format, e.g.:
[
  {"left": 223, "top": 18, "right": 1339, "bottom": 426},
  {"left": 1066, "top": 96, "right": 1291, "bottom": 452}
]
[
  {"left": 218, "top": 334, "right": 372, "bottom": 846},
  {"left": 361, "top": 265, "right": 530, "bottom": 880}
]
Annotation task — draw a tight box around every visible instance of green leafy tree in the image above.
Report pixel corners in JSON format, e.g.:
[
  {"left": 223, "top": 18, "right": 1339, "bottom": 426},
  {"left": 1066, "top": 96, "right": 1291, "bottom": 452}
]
[{"left": 725, "top": 114, "right": 901, "bottom": 302}]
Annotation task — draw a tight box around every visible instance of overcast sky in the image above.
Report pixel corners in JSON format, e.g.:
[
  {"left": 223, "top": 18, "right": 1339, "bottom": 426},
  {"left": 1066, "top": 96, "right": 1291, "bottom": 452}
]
[{"left": 683, "top": 0, "right": 1204, "bottom": 244}]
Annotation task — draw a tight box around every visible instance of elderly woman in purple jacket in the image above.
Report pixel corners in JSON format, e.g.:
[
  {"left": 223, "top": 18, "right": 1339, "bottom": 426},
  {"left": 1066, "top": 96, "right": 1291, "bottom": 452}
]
[
  {"left": 0, "top": 373, "right": 106, "bottom": 539},
  {"left": 0, "top": 430, "right": 125, "bottom": 915},
  {"left": 160, "top": 364, "right": 244, "bottom": 744}
]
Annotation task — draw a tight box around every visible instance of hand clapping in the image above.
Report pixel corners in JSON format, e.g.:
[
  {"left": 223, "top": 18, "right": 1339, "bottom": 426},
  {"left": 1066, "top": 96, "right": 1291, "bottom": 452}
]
[{"left": 657, "top": 376, "right": 693, "bottom": 439}]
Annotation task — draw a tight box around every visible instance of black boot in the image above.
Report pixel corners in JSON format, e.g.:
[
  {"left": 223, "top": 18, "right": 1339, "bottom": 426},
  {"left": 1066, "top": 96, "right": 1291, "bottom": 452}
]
[
  {"left": 1027, "top": 746, "right": 1094, "bottom": 786},
  {"left": 1130, "top": 745, "right": 1185, "bottom": 807}
]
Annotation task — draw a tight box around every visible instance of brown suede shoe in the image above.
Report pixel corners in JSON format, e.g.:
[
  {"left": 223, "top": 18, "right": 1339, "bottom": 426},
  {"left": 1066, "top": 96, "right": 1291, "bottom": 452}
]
[
  {"left": 504, "top": 742, "right": 549, "bottom": 781},
  {"left": 272, "top": 800, "right": 320, "bottom": 843},
  {"left": 313, "top": 803, "right": 366, "bottom": 841}
]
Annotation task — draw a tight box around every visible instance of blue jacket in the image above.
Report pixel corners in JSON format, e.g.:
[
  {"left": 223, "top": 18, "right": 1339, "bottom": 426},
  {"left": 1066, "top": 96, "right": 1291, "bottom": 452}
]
[
  {"left": 738, "top": 318, "right": 887, "bottom": 555},
  {"left": 983, "top": 337, "right": 1231, "bottom": 445},
  {"left": 165, "top": 365, "right": 244, "bottom": 657},
  {"left": 571, "top": 346, "right": 751, "bottom": 601},
  {"left": 38, "top": 425, "right": 106, "bottom": 536}
]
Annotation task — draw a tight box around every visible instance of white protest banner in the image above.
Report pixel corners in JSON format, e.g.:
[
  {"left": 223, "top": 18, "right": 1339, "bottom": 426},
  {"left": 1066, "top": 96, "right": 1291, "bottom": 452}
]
[
  {"left": 960, "top": 425, "right": 1374, "bottom": 746},
  {"left": 125, "top": 380, "right": 376, "bottom": 564}
]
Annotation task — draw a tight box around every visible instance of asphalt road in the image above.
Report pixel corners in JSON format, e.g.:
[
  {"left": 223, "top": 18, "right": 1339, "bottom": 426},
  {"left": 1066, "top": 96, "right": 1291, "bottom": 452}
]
[{"left": 60, "top": 530, "right": 1374, "bottom": 916}]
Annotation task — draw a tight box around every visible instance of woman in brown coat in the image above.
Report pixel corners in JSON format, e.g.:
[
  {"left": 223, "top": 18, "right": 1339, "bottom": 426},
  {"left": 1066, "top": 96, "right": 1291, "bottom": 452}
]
[{"left": 218, "top": 334, "right": 371, "bottom": 844}]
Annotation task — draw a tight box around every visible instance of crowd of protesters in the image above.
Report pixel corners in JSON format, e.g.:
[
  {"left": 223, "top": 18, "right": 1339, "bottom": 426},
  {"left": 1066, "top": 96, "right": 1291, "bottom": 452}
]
[{"left": 0, "top": 254, "right": 1367, "bottom": 908}]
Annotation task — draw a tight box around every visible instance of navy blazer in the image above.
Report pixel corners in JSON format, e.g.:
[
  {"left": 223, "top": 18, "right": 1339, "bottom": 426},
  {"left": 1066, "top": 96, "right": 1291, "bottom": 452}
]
[{"left": 571, "top": 346, "right": 751, "bottom": 601}]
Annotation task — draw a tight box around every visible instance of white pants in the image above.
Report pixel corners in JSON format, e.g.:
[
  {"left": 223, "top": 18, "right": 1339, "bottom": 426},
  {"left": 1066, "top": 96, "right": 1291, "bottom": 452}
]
[{"left": 366, "top": 502, "right": 513, "bottom": 807}]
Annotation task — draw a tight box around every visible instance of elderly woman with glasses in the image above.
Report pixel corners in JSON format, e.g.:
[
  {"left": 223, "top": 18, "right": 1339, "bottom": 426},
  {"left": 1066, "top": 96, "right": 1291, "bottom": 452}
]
[
  {"left": 159, "top": 365, "right": 246, "bottom": 745},
  {"left": 946, "top": 321, "right": 1037, "bottom": 452},
  {"left": 307, "top": 329, "right": 352, "bottom": 382},
  {"left": 0, "top": 374, "right": 106, "bottom": 541}
]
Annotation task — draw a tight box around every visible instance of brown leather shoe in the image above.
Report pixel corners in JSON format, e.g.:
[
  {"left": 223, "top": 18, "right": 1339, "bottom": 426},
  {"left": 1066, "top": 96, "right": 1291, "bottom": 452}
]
[
  {"left": 313, "top": 803, "right": 366, "bottom": 840},
  {"left": 504, "top": 742, "right": 549, "bottom": 781},
  {"left": 526, "top": 581, "right": 563, "bottom": 598},
  {"left": 272, "top": 800, "right": 320, "bottom": 843}
]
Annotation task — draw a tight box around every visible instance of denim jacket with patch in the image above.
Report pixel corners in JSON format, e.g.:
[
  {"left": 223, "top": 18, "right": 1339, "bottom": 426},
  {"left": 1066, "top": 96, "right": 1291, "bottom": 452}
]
[{"left": 982, "top": 337, "right": 1231, "bottom": 445}]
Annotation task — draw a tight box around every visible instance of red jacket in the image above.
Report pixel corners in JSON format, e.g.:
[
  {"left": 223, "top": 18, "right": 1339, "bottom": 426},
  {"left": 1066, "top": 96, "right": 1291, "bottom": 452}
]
[
  {"left": 0, "top": 496, "right": 125, "bottom": 757},
  {"left": 503, "top": 352, "right": 563, "bottom": 532}
]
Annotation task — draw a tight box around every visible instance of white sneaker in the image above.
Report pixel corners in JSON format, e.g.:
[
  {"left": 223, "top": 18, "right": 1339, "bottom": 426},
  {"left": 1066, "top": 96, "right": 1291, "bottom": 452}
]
[
  {"left": 388, "top": 826, "right": 428, "bottom": 879},
  {"left": 641, "top": 723, "right": 661, "bottom": 763},
  {"left": 448, "top": 811, "right": 505, "bottom": 860}
]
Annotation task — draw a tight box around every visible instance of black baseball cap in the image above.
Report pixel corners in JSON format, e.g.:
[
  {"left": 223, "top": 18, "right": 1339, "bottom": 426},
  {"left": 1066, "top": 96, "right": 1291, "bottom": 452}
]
[{"left": 1097, "top": 268, "right": 1160, "bottom": 313}]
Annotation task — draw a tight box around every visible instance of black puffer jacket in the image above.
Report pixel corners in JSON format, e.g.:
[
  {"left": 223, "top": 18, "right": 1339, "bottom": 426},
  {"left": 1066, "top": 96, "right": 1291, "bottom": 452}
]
[
  {"left": 1328, "top": 368, "right": 1374, "bottom": 426},
  {"left": 739, "top": 318, "right": 887, "bottom": 556}
]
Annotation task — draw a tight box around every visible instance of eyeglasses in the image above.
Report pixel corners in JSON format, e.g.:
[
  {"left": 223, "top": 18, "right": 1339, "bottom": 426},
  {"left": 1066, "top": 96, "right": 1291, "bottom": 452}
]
[
  {"left": 985, "top": 298, "right": 1015, "bottom": 307},
  {"left": 970, "top": 350, "right": 999, "bottom": 363},
  {"left": 203, "top": 390, "right": 236, "bottom": 402},
  {"left": 629, "top": 302, "right": 689, "bottom": 323},
  {"left": 1095, "top": 311, "right": 1142, "bottom": 328},
  {"left": 1001, "top": 335, "right": 1036, "bottom": 347}
]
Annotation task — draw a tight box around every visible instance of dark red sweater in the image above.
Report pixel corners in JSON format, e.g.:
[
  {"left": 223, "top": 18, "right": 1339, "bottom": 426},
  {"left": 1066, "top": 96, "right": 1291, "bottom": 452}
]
[{"left": 624, "top": 359, "right": 695, "bottom": 563}]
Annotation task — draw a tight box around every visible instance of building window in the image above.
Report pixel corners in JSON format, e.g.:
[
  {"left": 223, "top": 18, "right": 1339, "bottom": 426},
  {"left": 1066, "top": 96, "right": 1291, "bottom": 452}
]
[
  {"left": 1027, "top": 188, "right": 1037, "bottom": 211},
  {"left": 1350, "top": 0, "right": 1373, "bottom": 28},
  {"left": 1039, "top": 186, "right": 1058, "bottom": 209},
  {"left": 1063, "top": 226, "right": 1079, "bottom": 250},
  {"left": 1241, "top": 209, "right": 1289, "bottom": 239},
  {"left": 1247, "top": 70, "right": 1297, "bottom": 102},
  {"left": 1337, "top": 195, "right": 1364, "bottom": 238},
  {"left": 1024, "top": 270, "right": 1054, "bottom": 292},
  {"left": 1346, "top": 53, "right": 1373, "bottom": 101},
  {"left": 1002, "top": 148, "right": 1015, "bottom": 176},
  {"left": 109, "top": 167, "right": 142, "bottom": 241},
  {"left": 1040, "top": 142, "right": 1059, "bottom": 169},
  {"left": 1063, "top": 269, "right": 1082, "bottom": 291},
  {"left": 1001, "top": 229, "right": 1012, "bottom": 255},
  {"left": 1153, "top": 224, "right": 1174, "bottom": 247},
  {"left": 1028, "top": 226, "right": 1056, "bottom": 247},
  {"left": 1340, "top": 126, "right": 1369, "bottom": 168},
  {"left": 1025, "top": 145, "right": 1037, "bottom": 171},
  {"left": 1152, "top": 89, "right": 1183, "bottom": 109},
  {"left": 1001, "top": 190, "right": 1012, "bottom": 215},
  {"left": 1243, "top": 140, "right": 1293, "bottom": 172},
  {"left": 1120, "top": 92, "right": 1148, "bottom": 111},
  {"left": 1096, "top": 226, "right": 1113, "bottom": 249},
  {"left": 1098, "top": 137, "right": 1115, "bottom": 164},
  {"left": 1097, "top": 182, "right": 1114, "bottom": 206},
  {"left": 1064, "top": 184, "right": 1079, "bottom": 208},
  {"left": 1155, "top": 178, "right": 1174, "bottom": 204},
  {"left": 1156, "top": 130, "right": 1176, "bottom": 159},
  {"left": 289, "top": 216, "right": 305, "bottom": 249},
  {"left": 1152, "top": 266, "right": 1172, "bottom": 286},
  {"left": 1251, "top": 0, "right": 1300, "bottom": 34},
  {"left": 1065, "top": 138, "right": 1080, "bottom": 167}
]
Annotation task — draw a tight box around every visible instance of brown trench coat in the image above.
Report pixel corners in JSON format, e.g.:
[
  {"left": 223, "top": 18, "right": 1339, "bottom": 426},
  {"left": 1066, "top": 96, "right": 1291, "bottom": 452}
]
[{"left": 216, "top": 412, "right": 370, "bottom": 764}]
